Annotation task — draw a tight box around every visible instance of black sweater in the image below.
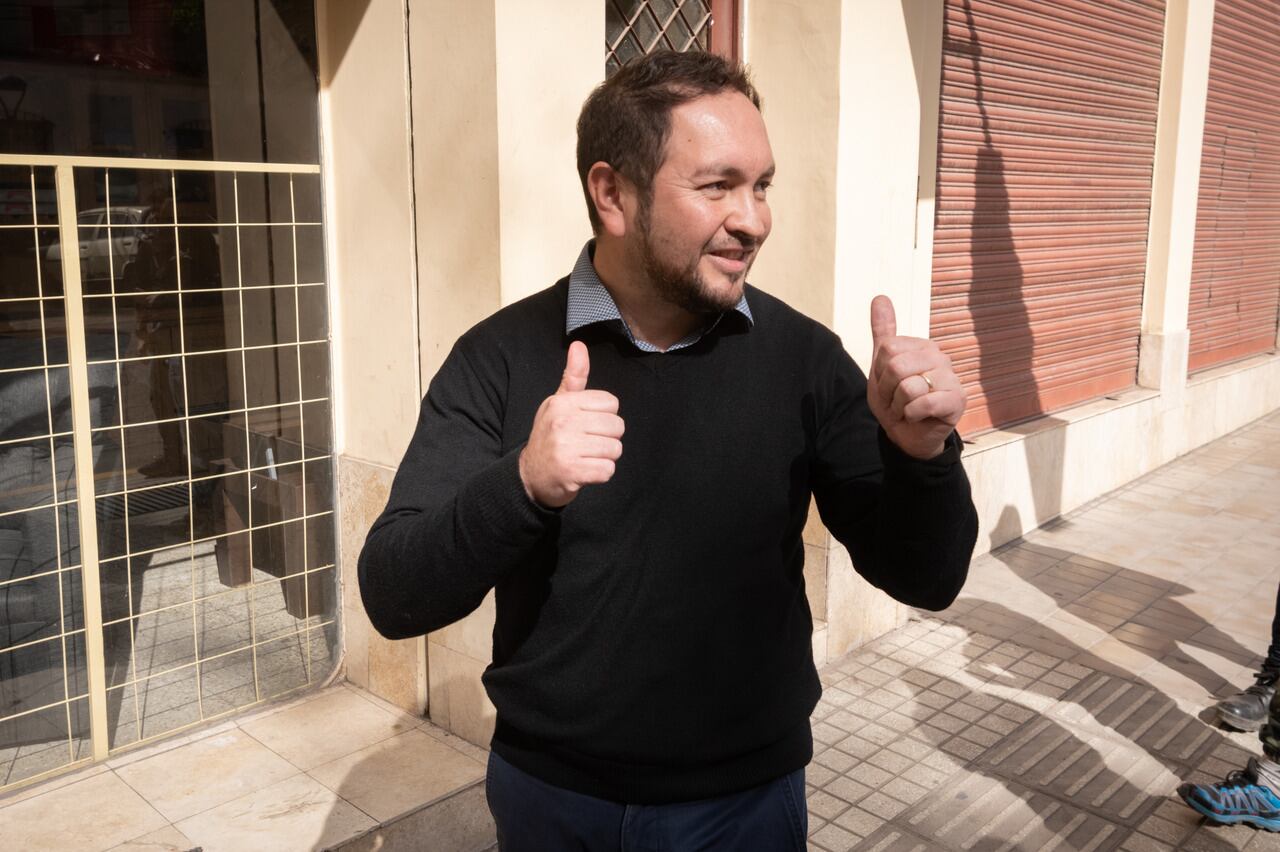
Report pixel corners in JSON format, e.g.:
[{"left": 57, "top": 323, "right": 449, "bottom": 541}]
[{"left": 358, "top": 279, "right": 978, "bottom": 804}]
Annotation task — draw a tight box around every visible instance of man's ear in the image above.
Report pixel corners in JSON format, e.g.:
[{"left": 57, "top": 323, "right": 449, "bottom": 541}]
[{"left": 586, "top": 162, "right": 632, "bottom": 238}]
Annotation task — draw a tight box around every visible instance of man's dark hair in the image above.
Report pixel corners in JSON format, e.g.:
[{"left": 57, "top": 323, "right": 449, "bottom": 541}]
[{"left": 576, "top": 50, "right": 761, "bottom": 233}]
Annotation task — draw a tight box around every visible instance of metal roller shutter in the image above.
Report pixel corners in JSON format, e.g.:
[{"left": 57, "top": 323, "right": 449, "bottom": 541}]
[
  {"left": 1187, "top": 0, "right": 1280, "bottom": 372},
  {"left": 930, "top": 0, "right": 1164, "bottom": 434}
]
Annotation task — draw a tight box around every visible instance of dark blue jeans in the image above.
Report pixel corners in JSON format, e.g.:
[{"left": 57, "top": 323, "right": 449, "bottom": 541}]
[{"left": 485, "top": 751, "right": 808, "bottom": 851}]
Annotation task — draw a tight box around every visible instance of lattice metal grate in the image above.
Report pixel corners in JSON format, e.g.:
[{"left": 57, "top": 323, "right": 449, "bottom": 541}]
[{"left": 606, "top": 0, "right": 714, "bottom": 75}]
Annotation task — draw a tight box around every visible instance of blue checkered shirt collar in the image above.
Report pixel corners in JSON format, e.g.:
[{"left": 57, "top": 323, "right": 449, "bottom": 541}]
[{"left": 565, "top": 241, "right": 754, "bottom": 353}]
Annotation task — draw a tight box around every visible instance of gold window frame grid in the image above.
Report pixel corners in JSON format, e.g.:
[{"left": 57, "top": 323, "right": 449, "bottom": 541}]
[{"left": 0, "top": 154, "right": 336, "bottom": 793}]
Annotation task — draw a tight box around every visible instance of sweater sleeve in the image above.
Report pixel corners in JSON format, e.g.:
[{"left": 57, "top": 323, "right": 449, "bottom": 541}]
[
  {"left": 810, "top": 344, "right": 978, "bottom": 611},
  {"left": 356, "top": 336, "right": 558, "bottom": 639}
]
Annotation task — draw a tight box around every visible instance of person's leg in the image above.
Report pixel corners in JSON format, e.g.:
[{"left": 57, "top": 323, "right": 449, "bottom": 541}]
[
  {"left": 1216, "top": 581, "right": 1280, "bottom": 731},
  {"left": 484, "top": 751, "right": 624, "bottom": 852},
  {"left": 625, "top": 768, "right": 807, "bottom": 851},
  {"left": 1178, "top": 688, "right": 1280, "bottom": 831}
]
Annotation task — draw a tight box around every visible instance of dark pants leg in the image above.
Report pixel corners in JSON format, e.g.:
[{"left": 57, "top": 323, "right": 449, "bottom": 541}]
[
  {"left": 1259, "top": 583, "right": 1280, "bottom": 758},
  {"left": 1268, "top": 581, "right": 1280, "bottom": 668},
  {"left": 485, "top": 751, "right": 807, "bottom": 851}
]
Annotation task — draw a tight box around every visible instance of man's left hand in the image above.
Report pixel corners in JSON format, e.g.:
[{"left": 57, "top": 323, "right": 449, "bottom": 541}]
[{"left": 866, "top": 295, "right": 966, "bottom": 460}]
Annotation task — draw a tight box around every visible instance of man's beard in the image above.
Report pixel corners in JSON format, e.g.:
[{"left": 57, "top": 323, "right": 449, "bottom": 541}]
[{"left": 636, "top": 204, "right": 749, "bottom": 316}]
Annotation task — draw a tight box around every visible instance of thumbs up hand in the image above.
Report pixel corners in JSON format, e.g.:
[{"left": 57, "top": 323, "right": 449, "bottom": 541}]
[
  {"left": 866, "top": 295, "right": 966, "bottom": 460},
  {"left": 518, "top": 341, "right": 625, "bottom": 508}
]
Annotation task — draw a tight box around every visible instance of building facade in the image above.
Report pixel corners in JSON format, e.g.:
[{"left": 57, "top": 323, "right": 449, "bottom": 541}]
[{"left": 0, "top": 0, "right": 1277, "bottom": 793}]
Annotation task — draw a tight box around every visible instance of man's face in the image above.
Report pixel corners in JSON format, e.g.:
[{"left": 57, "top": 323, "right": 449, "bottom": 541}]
[{"left": 631, "top": 91, "right": 775, "bottom": 314}]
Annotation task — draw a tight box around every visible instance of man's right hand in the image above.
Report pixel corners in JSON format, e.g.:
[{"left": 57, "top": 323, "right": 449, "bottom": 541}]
[{"left": 518, "top": 341, "right": 625, "bottom": 508}]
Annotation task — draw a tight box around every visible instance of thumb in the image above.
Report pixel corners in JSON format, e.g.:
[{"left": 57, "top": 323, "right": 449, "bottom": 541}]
[
  {"left": 557, "top": 341, "right": 590, "bottom": 393},
  {"left": 870, "top": 295, "right": 897, "bottom": 346}
]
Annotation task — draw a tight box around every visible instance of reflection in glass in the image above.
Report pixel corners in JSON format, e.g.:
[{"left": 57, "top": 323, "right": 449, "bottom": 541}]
[
  {"left": 304, "top": 459, "right": 333, "bottom": 515},
  {"left": 126, "top": 484, "right": 191, "bottom": 555},
  {"left": 0, "top": 703, "right": 71, "bottom": 786},
  {"left": 309, "top": 624, "right": 337, "bottom": 681},
  {"left": 297, "top": 284, "right": 328, "bottom": 341},
  {"left": 302, "top": 401, "right": 331, "bottom": 459},
  {"left": 0, "top": 574, "right": 62, "bottom": 654},
  {"left": 246, "top": 405, "right": 303, "bottom": 468},
  {"left": 0, "top": 507, "right": 63, "bottom": 582},
  {"left": 0, "top": 299, "right": 49, "bottom": 371},
  {"left": 99, "top": 558, "right": 131, "bottom": 624},
  {"left": 295, "top": 226, "right": 325, "bottom": 284},
  {"left": 92, "top": 429, "right": 126, "bottom": 496},
  {"left": 82, "top": 296, "right": 120, "bottom": 362},
  {"left": 66, "top": 633, "right": 89, "bottom": 700},
  {"left": 0, "top": 437, "right": 53, "bottom": 514},
  {"left": 197, "top": 588, "right": 251, "bottom": 657},
  {"left": 0, "top": 228, "right": 39, "bottom": 299},
  {"left": 106, "top": 685, "right": 138, "bottom": 750},
  {"left": 131, "top": 546, "right": 194, "bottom": 615},
  {"left": 185, "top": 350, "right": 244, "bottom": 415},
  {"left": 199, "top": 648, "right": 256, "bottom": 717},
  {"left": 115, "top": 295, "right": 181, "bottom": 357},
  {"left": 182, "top": 290, "right": 240, "bottom": 353},
  {"left": 123, "top": 421, "right": 189, "bottom": 489},
  {"left": 244, "top": 346, "right": 299, "bottom": 408},
  {"left": 119, "top": 358, "right": 183, "bottom": 425},
  {"left": 3, "top": 4, "right": 335, "bottom": 780},
  {"left": 136, "top": 667, "right": 201, "bottom": 741},
  {"left": 306, "top": 519, "right": 336, "bottom": 573},
  {"left": 256, "top": 633, "right": 308, "bottom": 700},
  {"left": 102, "top": 623, "right": 135, "bottom": 689},
  {"left": 189, "top": 412, "right": 249, "bottom": 479},
  {"left": 0, "top": 367, "right": 50, "bottom": 443},
  {"left": 132, "top": 605, "right": 197, "bottom": 679},
  {"left": 192, "top": 472, "right": 248, "bottom": 541},
  {"left": 206, "top": 532, "right": 249, "bottom": 597},
  {"left": 238, "top": 225, "right": 295, "bottom": 287},
  {"left": 241, "top": 287, "right": 296, "bottom": 347},
  {"left": 292, "top": 175, "right": 323, "bottom": 224},
  {"left": 252, "top": 518, "right": 305, "bottom": 581}
]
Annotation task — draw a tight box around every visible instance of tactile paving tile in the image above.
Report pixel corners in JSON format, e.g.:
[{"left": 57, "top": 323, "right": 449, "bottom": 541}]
[
  {"left": 1047, "top": 672, "right": 1225, "bottom": 768},
  {"left": 852, "top": 772, "right": 1127, "bottom": 852}
]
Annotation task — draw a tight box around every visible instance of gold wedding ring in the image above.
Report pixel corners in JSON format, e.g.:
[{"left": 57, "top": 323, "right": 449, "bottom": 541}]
[{"left": 920, "top": 372, "right": 934, "bottom": 390}]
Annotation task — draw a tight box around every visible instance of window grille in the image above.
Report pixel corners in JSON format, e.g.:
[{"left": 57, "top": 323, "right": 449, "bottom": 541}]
[{"left": 606, "top": 0, "right": 738, "bottom": 76}]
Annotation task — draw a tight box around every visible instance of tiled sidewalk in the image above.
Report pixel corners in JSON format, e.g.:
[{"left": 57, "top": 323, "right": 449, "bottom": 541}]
[
  {"left": 0, "top": 684, "right": 488, "bottom": 851},
  {"left": 803, "top": 410, "right": 1280, "bottom": 851}
]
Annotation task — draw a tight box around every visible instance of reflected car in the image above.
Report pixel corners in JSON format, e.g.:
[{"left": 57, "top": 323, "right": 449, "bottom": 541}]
[{"left": 43, "top": 206, "right": 146, "bottom": 286}]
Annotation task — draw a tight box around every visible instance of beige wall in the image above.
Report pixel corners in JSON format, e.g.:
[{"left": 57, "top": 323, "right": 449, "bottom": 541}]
[
  {"left": 747, "top": 0, "right": 947, "bottom": 663},
  {"left": 318, "top": 0, "right": 428, "bottom": 714},
  {"left": 832, "top": 0, "right": 943, "bottom": 365},
  {"left": 411, "top": 1, "right": 605, "bottom": 745},
  {"left": 743, "top": 0, "right": 841, "bottom": 327}
]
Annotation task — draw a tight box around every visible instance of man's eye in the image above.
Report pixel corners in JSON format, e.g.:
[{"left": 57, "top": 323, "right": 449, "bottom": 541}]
[
  {"left": 756, "top": 182, "right": 772, "bottom": 196},
  {"left": 702, "top": 182, "right": 728, "bottom": 193}
]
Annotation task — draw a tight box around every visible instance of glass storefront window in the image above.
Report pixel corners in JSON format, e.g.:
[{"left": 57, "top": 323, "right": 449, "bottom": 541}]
[{"left": 0, "top": 2, "right": 334, "bottom": 789}]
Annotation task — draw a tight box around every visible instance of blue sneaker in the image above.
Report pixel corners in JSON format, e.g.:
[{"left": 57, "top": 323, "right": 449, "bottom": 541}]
[{"left": 1178, "top": 759, "right": 1280, "bottom": 831}]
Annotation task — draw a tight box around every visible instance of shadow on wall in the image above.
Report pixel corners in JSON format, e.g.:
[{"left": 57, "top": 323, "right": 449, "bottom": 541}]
[
  {"left": 316, "top": 0, "right": 375, "bottom": 83},
  {"left": 957, "top": 0, "right": 1068, "bottom": 532}
]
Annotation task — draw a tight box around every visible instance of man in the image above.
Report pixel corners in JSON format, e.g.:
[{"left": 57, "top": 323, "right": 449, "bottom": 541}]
[
  {"left": 358, "top": 50, "right": 978, "bottom": 849},
  {"left": 1212, "top": 583, "right": 1280, "bottom": 733},
  {"left": 1178, "top": 583, "right": 1280, "bottom": 831}
]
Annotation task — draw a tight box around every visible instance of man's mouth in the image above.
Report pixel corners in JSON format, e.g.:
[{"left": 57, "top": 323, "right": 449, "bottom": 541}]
[{"left": 706, "top": 246, "right": 753, "bottom": 275}]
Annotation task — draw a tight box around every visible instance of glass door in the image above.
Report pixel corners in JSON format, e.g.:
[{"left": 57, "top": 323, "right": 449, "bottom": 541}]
[{"left": 0, "top": 156, "right": 338, "bottom": 790}]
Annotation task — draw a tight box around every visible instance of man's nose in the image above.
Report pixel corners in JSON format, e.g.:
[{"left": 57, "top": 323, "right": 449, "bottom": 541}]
[{"left": 726, "top": 190, "right": 769, "bottom": 241}]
